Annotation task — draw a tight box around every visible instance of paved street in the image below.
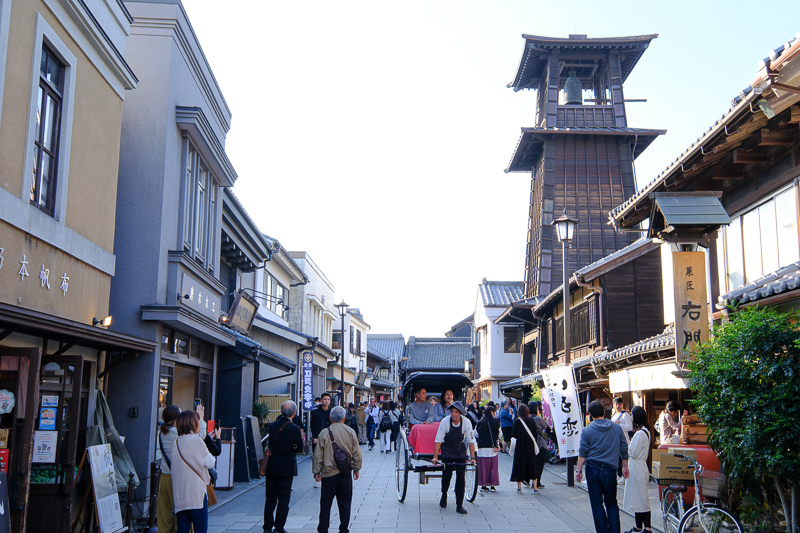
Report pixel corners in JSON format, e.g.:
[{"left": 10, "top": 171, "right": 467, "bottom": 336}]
[{"left": 208, "top": 447, "right": 657, "bottom": 533}]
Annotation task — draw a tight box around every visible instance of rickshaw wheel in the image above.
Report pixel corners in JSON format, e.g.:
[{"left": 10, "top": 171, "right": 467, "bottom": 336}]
[
  {"left": 465, "top": 460, "right": 478, "bottom": 502},
  {"left": 395, "top": 428, "right": 410, "bottom": 502}
]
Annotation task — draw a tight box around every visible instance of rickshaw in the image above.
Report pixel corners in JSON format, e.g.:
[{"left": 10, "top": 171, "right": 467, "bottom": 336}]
[{"left": 394, "top": 372, "right": 478, "bottom": 503}]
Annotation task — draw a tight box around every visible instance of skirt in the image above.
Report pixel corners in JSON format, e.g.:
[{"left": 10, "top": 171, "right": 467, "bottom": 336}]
[{"left": 477, "top": 455, "right": 499, "bottom": 486}]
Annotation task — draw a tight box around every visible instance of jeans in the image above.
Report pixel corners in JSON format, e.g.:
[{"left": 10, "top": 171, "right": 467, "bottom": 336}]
[
  {"left": 176, "top": 495, "right": 208, "bottom": 533},
  {"left": 317, "top": 472, "right": 353, "bottom": 533},
  {"left": 585, "top": 460, "right": 620, "bottom": 533},
  {"left": 263, "top": 471, "right": 293, "bottom": 532},
  {"left": 366, "top": 419, "right": 376, "bottom": 448}
]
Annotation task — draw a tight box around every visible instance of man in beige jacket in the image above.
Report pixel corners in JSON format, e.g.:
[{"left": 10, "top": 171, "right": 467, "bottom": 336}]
[{"left": 313, "top": 406, "right": 362, "bottom": 533}]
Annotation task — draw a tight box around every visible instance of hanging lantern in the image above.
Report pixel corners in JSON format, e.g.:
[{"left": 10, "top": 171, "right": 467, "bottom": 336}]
[{"left": 564, "top": 71, "right": 582, "bottom": 105}]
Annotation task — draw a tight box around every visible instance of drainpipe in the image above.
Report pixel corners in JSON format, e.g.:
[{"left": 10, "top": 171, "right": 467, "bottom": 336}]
[{"left": 575, "top": 275, "right": 605, "bottom": 349}]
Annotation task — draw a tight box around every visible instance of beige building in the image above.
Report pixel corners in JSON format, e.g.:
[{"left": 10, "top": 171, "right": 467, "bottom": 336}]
[{"left": 0, "top": 1, "right": 152, "bottom": 532}]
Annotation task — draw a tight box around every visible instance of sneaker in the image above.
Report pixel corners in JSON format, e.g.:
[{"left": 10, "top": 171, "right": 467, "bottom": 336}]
[
  {"left": 369, "top": 446, "right": 373, "bottom": 451},
  {"left": 456, "top": 506, "right": 468, "bottom": 515},
  {"left": 515, "top": 488, "right": 522, "bottom": 494},
  {"left": 533, "top": 489, "right": 541, "bottom": 495},
  {"left": 480, "top": 486, "right": 489, "bottom": 492},
  {"left": 489, "top": 486, "right": 497, "bottom": 492}
]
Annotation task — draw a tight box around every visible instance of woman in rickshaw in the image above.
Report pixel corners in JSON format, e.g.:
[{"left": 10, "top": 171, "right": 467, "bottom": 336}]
[{"left": 431, "top": 401, "right": 476, "bottom": 515}]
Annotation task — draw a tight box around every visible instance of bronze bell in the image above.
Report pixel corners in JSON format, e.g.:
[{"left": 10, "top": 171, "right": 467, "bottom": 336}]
[{"left": 564, "top": 71, "right": 582, "bottom": 105}]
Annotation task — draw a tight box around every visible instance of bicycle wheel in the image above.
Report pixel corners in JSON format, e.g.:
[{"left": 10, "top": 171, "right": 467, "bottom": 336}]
[
  {"left": 678, "top": 504, "right": 743, "bottom": 533},
  {"left": 662, "top": 489, "right": 683, "bottom": 533},
  {"left": 465, "top": 462, "right": 478, "bottom": 502},
  {"left": 395, "top": 429, "right": 410, "bottom": 502}
]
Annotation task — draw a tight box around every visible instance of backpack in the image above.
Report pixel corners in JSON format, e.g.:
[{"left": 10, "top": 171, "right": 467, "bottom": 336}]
[
  {"left": 328, "top": 429, "right": 353, "bottom": 474},
  {"left": 380, "top": 410, "right": 392, "bottom": 432}
]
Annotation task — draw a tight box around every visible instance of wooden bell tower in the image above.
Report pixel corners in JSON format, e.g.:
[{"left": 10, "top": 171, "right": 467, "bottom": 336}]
[{"left": 506, "top": 34, "right": 665, "bottom": 298}]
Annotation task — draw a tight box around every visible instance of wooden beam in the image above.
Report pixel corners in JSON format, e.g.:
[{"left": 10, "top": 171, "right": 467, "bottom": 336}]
[
  {"left": 757, "top": 129, "right": 794, "bottom": 146},
  {"left": 709, "top": 165, "right": 744, "bottom": 180},
  {"left": 789, "top": 105, "right": 800, "bottom": 124},
  {"left": 732, "top": 149, "right": 767, "bottom": 164}
]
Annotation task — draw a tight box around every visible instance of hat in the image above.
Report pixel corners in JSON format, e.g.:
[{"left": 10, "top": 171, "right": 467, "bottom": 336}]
[{"left": 448, "top": 401, "right": 466, "bottom": 415}]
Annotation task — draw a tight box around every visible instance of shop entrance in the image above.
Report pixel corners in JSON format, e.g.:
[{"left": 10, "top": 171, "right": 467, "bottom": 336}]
[
  {"left": 0, "top": 347, "right": 41, "bottom": 533},
  {"left": 27, "top": 356, "right": 85, "bottom": 533}
]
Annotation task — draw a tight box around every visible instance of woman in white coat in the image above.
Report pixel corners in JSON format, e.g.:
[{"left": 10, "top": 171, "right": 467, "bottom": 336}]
[
  {"left": 172, "top": 410, "right": 215, "bottom": 533},
  {"left": 622, "top": 406, "right": 652, "bottom": 533}
]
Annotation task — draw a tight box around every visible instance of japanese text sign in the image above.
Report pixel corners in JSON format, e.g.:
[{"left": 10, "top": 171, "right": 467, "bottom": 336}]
[
  {"left": 541, "top": 365, "right": 583, "bottom": 458},
  {"left": 672, "top": 252, "right": 708, "bottom": 362},
  {"left": 301, "top": 350, "right": 314, "bottom": 411}
]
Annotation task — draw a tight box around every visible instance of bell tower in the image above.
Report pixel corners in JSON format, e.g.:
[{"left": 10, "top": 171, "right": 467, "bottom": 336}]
[{"left": 506, "top": 34, "right": 665, "bottom": 298}]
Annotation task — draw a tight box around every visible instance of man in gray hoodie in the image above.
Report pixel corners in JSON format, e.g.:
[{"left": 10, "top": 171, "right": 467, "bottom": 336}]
[{"left": 575, "top": 401, "right": 629, "bottom": 533}]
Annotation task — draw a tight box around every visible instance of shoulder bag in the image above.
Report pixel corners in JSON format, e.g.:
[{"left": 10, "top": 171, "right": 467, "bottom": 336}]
[
  {"left": 520, "top": 419, "right": 540, "bottom": 455},
  {"left": 259, "top": 420, "right": 292, "bottom": 476},
  {"left": 176, "top": 439, "right": 217, "bottom": 507},
  {"left": 328, "top": 427, "right": 353, "bottom": 474}
]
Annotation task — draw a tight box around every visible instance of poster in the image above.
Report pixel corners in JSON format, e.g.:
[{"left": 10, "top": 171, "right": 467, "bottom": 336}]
[
  {"left": 39, "top": 407, "right": 56, "bottom": 430},
  {"left": 301, "top": 350, "right": 314, "bottom": 411},
  {"left": 32, "top": 431, "right": 57, "bottom": 463},
  {"left": 541, "top": 365, "right": 583, "bottom": 458},
  {"left": 0, "top": 391, "right": 14, "bottom": 415},
  {"left": 88, "top": 444, "right": 124, "bottom": 532}
]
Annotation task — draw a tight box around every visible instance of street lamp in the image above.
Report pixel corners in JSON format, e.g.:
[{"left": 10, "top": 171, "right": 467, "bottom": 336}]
[
  {"left": 553, "top": 210, "right": 578, "bottom": 487},
  {"left": 336, "top": 300, "right": 349, "bottom": 407}
]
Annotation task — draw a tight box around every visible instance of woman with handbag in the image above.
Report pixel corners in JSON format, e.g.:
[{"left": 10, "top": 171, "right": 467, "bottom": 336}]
[
  {"left": 528, "top": 401, "right": 550, "bottom": 492},
  {"left": 157, "top": 405, "right": 180, "bottom": 533},
  {"left": 509, "top": 403, "right": 539, "bottom": 494},
  {"left": 172, "top": 411, "right": 216, "bottom": 533},
  {"left": 622, "top": 406, "right": 652, "bottom": 533}
]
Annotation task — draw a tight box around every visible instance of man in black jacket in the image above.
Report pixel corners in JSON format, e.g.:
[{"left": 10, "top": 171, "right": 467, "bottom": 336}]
[{"left": 263, "top": 400, "right": 304, "bottom": 533}]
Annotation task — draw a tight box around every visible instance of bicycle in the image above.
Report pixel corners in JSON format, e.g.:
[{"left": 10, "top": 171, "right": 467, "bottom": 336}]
[{"left": 658, "top": 453, "right": 743, "bottom": 533}]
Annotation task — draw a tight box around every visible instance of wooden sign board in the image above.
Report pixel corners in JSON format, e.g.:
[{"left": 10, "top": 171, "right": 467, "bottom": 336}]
[
  {"left": 672, "top": 251, "right": 709, "bottom": 362},
  {"left": 87, "top": 444, "right": 126, "bottom": 532}
]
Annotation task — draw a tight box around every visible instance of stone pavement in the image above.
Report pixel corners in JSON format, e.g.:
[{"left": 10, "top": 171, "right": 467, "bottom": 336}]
[{"left": 207, "top": 446, "right": 663, "bottom": 533}]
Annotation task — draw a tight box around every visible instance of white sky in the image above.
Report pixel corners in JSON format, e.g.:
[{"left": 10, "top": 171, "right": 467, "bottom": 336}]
[{"left": 180, "top": 1, "right": 800, "bottom": 337}]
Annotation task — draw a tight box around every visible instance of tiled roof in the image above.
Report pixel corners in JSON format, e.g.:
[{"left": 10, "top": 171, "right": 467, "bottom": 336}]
[
  {"left": 505, "top": 127, "right": 664, "bottom": 173},
  {"left": 404, "top": 337, "right": 472, "bottom": 372},
  {"left": 718, "top": 261, "right": 800, "bottom": 308},
  {"left": 479, "top": 280, "right": 525, "bottom": 307},
  {"left": 610, "top": 33, "right": 800, "bottom": 227},
  {"left": 591, "top": 324, "right": 675, "bottom": 365},
  {"left": 367, "top": 334, "right": 405, "bottom": 364}
]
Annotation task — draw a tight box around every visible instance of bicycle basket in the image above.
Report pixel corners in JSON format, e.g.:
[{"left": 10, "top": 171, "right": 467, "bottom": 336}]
[{"left": 700, "top": 470, "right": 728, "bottom": 501}]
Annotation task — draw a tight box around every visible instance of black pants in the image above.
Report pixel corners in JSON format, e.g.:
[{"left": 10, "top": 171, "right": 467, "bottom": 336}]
[
  {"left": 318, "top": 472, "right": 352, "bottom": 533},
  {"left": 263, "top": 471, "right": 294, "bottom": 532},
  {"left": 533, "top": 448, "right": 547, "bottom": 484},
  {"left": 441, "top": 458, "right": 466, "bottom": 506}
]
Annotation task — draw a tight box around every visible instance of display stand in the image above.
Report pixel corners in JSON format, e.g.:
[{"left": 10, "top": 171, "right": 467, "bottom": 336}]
[{"left": 215, "top": 427, "right": 236, "bottom": 489}]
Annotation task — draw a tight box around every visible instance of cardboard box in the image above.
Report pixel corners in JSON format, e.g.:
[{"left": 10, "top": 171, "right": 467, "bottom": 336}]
[
  {"left": 651, "top": 448, "right": 697, "bottom": 481},
  {"left": 0, "top": 429, "right": 8, "bottom": 449}
]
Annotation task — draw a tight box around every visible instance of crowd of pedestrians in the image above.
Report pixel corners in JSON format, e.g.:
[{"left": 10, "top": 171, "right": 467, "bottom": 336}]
[{"left": 154, "top": 393, "right": 657, "bottom": 533}]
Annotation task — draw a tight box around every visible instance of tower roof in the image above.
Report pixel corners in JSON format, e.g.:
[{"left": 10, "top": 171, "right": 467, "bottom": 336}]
[{"left": 508, "top": 34, "right": 658, "bottom": 92}]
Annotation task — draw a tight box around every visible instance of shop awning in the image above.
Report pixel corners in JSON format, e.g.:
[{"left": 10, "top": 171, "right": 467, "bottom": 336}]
[{"left": 609, "top": 362, "right": 688, "bottom": 394}]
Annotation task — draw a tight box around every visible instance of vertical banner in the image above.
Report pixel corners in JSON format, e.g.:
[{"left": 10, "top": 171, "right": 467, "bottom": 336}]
[
  {"left": 301, "top": 350, "right": 314, "bottom": 411},
  {"left": 672, "top": 252, "right": 709, "bottom": 362},
  {"left": 541, "top": 365, "right": 583, "bottom": 458}
]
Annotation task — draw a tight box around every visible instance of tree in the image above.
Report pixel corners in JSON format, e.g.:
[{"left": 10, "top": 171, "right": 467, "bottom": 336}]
[{"left": 689, "top": 306, "right": 800, "bottom": 531}]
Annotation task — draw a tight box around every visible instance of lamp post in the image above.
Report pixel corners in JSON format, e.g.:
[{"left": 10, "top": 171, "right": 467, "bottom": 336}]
[
  {"left": 336, "top": 300, "right": 349, "bottom": 407},
  {"left": 553, "top": 211, "right": 578, "bottom": 487}
]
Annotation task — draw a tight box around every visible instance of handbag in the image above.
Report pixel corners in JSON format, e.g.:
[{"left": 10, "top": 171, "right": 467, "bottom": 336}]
[
  {"left": 259, "top": 420, "right": 292, "bottom": 476},
  {"left": 176, "top": 439, "right": 217, "bottom": 507},
  {"left": 520, "top": 420, "right": 540, "bottom": 455},
  {"left": 509, "top": 437, "right": 517, "bottom": 455},
  {"left": 328, "top": 429, "right": 353, "bottom": 474}
]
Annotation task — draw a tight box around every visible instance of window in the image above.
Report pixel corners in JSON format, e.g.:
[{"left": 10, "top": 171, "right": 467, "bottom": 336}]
[
  {"left": 349, "top": 326, "right": 355, "bottom": 354},
  {"left": 721, "top": 186, "right": 799, "bottom": 292},
  {"left": 30, "top": 47, "right": 64, "bottom": 215},
  {"left": 503, "top": 327, "right": 521, "bottom": 353},
  {"left": 261, "top": 271, "right": 288, "bottom": 318},
  {"left": 356, "top": 330, "right": 362, "bottom": 356},
  {"left": 332, "top": 331, "right": 341, "bottom": 350},
  {"left": 183, "top": 142, "right": 218, "bottom": 271}
]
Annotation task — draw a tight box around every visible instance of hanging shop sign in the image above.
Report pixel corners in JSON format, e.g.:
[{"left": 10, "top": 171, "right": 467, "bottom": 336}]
[
  {"left": 541, "top": 365, "right": 583, "bottom": 458},
  {"left": 227, "top": 290, "right": 259, "bottom": 334},
  {"left": 672, "top": 251, "right": 709, "bottom": 362},
  {"left": 301, "top": 350, "right": 314, "bottom": 411}
]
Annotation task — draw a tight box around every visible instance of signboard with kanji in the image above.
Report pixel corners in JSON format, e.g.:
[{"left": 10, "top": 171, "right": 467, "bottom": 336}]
[
  {"left": 301, "top": 350, "right": 314, "bottom": 411},
  {"left": 541, "top": 365, "right": 583, "bottom": 458},
  {"left": 672, "top": 252, "right": 709, "bottom": 362}
]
